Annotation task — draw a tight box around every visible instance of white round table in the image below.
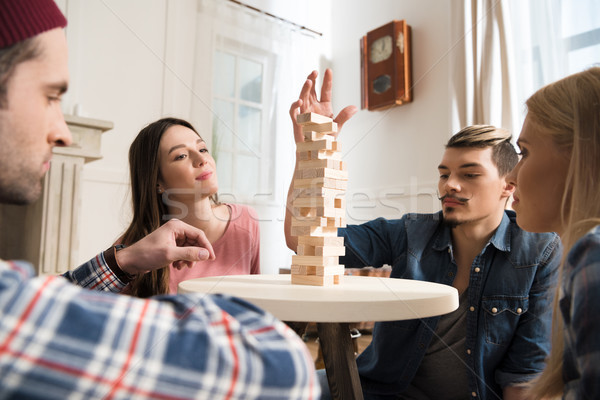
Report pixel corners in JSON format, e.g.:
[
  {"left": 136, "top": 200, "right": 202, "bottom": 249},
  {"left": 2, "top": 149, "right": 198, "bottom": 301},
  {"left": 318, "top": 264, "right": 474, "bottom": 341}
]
[
  {"left": 178, "top": 274, "right": 458, "bottom": 322},
  {"left": 179, "top": 274, "right": 458, "bottom": 400}
]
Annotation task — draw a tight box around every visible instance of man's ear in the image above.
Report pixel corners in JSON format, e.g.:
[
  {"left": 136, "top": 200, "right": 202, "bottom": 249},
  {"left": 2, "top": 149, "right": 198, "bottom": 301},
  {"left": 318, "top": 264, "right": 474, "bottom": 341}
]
[{"left": 501, "top": 180, "right": 515, "bottom": 198}]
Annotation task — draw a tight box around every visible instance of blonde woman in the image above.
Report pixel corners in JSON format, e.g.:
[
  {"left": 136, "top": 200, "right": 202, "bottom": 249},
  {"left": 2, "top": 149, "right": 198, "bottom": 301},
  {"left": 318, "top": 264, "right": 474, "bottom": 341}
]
[{"left": 507, "top": 67, "right": 600, "bottom": 399}]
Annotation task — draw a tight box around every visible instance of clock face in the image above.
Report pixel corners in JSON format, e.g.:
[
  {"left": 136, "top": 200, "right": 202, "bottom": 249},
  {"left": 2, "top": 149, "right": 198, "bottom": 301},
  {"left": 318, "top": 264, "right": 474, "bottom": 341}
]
[{"left": 369, "top": 35, "right": 393, "bottom": 64}]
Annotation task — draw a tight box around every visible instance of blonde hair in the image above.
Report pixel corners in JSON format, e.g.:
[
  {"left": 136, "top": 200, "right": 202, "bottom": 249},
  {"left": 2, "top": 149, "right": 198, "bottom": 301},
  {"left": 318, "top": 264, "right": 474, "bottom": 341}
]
[
  {"left": 528, "top": 67, "right": 600, "bottom": 399},
  {"left": 445, "top": 125, "right": 518, "bottom": 176}
]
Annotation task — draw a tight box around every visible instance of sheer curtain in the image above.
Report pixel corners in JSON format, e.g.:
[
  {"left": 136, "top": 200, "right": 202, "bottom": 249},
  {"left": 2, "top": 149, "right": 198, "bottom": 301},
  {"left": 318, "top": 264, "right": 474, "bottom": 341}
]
[
  {"left": 450, "top": 0, "right": 519, "bottom": 136},
  {"left": 191, "top": 0, "right": 321, "bottom": 204},
  {"left": 507, "top": 0, "right": 600, "bottom": 129},
  {"left": 190, "top": 0, "right": 324, "bottom": 273}
]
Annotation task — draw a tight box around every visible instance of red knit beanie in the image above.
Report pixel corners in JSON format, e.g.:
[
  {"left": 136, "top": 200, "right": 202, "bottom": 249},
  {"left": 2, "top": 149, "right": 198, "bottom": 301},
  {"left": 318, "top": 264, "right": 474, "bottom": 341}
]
[{"left": 0, "top": 0, "right": 67, "bottom": 48}]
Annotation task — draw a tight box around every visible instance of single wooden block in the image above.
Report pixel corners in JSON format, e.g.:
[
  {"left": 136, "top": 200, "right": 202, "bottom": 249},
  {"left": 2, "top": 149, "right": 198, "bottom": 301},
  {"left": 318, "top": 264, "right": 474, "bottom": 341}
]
[
  {"left": 334, "top": 197, "right": 345, "bottom": 208},
  {"left": 297, "top": 112, "right": 332, "bottom": 125},
  {"left": 312, "top": 150, "right": 342, "bottom": 160},
  {"left": 298, "top": 158, "right": 344, "bottom": 171},
  {"left": 297, "top": 150, "right": 342, "bottom": 161},
  {"left": 313, "top": 207, "right": 345, "bottom": 218},
  {"left": 291, "top": 265, "right": 317, "bottom": 275},
  {"left": 316, "top": 245, "right": 346, "bottom": 256},
  {"left": 296, "top": 244, "right": 315, "bottom": 256},
  {"left": 303, "top": 131, "right": 336, "bottom": 142},
  {"left": 296, "top": 139, "right": 334, "bottom": 152},
  {"left": 293, "top": 196, "right": 335, "bottom": 208},
  {"left": 292, "top": 187, "right": 345, "bottom": 199},
  {"left": 291, "top": 265, "right": 345, "bottom": 276},
  {"left": 291, "top": 274, "right": 341, "bottom": 286},
  {"left": 290, "top": 206, "right": 314, "bottom": 219},
  {"left": 291, "top": 216, "right": 327, "bottom": 227},
  {"left": 327, "top": 217, "right": 346, "bottom": 228},
  {"left": 292, "top": 255, "right": 338, "bottom": 266},
  {"left": 290, "top": 225, "right": 338, "bottom": 237},
  {"left": 295, "top": 167, "right": 348, "bottom": 181},
  {"left": 297, "top": 150, "right": 311, "bottom": 161},
  {"left": 298, "top": 236, "right": 345, "bottom": 247},
  {"left": 293, "top": 177, "right": 348, "bottom": 190},
  {"left": 291, "top": 206, "right": 344, "bottom": 220},
  {"left": 301, "top": 121, "right": 338, "bottom": 133}
]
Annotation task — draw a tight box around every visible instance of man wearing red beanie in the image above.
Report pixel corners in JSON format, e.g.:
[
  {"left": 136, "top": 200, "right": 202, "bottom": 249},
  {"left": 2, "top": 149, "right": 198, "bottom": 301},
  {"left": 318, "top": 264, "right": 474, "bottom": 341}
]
[{"left": 0, "top": 1, "right": 319, "bottom": 399}]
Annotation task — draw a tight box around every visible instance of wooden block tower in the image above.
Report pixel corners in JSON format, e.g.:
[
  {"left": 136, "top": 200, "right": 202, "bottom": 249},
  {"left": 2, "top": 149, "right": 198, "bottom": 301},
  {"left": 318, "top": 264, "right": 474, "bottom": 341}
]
[{"left": 291, "top": 112, "right": 347, "bottom": 286}]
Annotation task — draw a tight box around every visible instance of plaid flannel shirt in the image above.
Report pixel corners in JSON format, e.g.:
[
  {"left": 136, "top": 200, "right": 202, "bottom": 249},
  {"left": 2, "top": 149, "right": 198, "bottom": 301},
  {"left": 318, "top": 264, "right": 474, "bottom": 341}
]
[
  {"left": 561, "top": 225, "right": 600, "bottom": 399},
  {"left": 0, "top": 254, "right": 319, "bottom": 399}
]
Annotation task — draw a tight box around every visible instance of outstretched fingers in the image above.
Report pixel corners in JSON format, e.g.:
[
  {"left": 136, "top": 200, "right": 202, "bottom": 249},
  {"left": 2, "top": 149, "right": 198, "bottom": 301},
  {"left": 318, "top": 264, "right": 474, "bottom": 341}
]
[
  {"left": 334, "top": 105, "right": 359, "bottom": 130},
  {"left": 320, "top": 68, "right": 333, "bottom": 104}
]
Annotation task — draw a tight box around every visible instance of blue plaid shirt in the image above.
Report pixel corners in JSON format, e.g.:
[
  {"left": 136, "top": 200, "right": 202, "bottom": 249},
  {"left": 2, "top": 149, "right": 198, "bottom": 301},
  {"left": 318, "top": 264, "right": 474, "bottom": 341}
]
[
  {"left": 0, "top": 253, "right": 320, "bottom": 399},
  {"left": 561, "top": 225, "right": 600, "bottom": 399}
]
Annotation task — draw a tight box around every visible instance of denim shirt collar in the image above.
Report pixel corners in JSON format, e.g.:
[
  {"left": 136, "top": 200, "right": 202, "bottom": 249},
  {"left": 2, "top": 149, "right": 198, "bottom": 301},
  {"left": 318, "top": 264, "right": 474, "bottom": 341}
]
[{"left": 431, "top": 211, "right": 512, "bottom": 253}]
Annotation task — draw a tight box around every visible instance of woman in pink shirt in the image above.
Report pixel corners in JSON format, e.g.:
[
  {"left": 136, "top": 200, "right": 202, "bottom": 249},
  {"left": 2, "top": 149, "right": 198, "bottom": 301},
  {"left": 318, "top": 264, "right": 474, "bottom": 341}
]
[{"left": 120, "top": 117, "right": 260, "bottom": 297}]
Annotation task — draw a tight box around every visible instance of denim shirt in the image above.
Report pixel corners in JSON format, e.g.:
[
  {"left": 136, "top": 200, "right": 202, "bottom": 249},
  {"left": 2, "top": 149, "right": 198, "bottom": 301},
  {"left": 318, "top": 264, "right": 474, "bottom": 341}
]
[
  {"left": 339, "top": 211, "right": 561, "bottom": 400},
  {"left": 561, "top": 225, "right": 600, "bottom": 399}
]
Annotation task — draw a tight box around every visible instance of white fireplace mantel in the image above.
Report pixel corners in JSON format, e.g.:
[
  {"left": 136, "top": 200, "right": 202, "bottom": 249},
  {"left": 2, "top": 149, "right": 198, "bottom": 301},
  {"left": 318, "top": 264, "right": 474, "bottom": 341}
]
[{"left": 0, "top": 115, "right": 113, "bottom": 275}]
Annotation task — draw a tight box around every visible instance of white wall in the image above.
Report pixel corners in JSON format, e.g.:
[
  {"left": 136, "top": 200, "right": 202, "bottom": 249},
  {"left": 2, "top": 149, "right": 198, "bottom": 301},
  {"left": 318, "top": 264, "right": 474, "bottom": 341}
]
[
  {"left": 330, "top": 0, "right": 452, "bottom": 224},
  {"left": 57, "top": 0, "right": 332, "bottom": 273},
  {"left": 58, "top": 0, "right": 452, "bottom": 272}
]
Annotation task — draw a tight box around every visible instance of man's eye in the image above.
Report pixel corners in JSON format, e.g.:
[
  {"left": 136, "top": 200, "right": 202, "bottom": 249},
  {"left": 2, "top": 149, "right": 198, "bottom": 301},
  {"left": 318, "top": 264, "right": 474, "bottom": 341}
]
[
  {"left": 199, "top": 148, "right": 208, "bottom": 153},
  {"left": 439, "top": 175, "right": 448, "bottom": 179}
]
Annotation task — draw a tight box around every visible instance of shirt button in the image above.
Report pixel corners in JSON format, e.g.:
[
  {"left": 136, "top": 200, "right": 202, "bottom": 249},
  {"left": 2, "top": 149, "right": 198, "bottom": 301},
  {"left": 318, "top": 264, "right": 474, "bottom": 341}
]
[
  {"left": 466, "top": 349, "right": 471, "bottom": 355},
  {"left": 472, "top": 392, "right": 477, "bottom": 397},
  {"left": 492, "top": 307, "right": 498, "bottom": 313},
  {"left": 469, "top": 306, "right": 475, "bottom": 312},
  {"left": 448, "top": 248, "right": 451, "bottom": 253},
  {"left": 517, "top": 308, "right": 523, "bottom": 314},
  {"left": 474, "top": 267, "right": 480, "bottom": 273}
]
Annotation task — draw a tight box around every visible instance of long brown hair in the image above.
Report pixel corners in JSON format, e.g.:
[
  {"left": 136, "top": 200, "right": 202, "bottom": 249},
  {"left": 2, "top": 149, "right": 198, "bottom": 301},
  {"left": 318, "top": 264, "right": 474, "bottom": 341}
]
[
  {"left": 122, "top": 117, "right": 214, "bottom": 297},
  {"left": 528, "top": 67, "right": 600, "bottom": 399}
]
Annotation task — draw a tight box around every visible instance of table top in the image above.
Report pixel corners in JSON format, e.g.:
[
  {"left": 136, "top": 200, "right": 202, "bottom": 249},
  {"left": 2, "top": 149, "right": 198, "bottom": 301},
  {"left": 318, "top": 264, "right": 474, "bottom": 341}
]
[{"left": 178, "top": 274, "right": 459, "bottom": 322}]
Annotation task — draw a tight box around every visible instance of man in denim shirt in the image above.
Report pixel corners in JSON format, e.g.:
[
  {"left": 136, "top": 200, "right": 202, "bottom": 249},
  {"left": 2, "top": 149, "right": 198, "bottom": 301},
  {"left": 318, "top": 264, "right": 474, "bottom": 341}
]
[{"left": 285, "top": 114, "right": 561, "bottom": 398}]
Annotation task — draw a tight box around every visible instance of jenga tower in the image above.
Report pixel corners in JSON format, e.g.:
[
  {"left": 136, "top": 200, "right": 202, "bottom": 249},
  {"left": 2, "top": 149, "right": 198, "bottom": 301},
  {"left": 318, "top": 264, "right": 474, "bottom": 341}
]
[{"left": 290, "top": 112, "right": 347, "bottom": 286}]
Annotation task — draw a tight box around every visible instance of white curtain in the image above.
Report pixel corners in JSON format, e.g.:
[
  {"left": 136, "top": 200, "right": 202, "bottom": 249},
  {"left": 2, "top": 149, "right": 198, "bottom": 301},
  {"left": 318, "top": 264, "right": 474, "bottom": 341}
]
[
  {"left": 450, "top": 0, "right": 519, "bottom": 136},
  {"left": 507, "top": 0, "right": 600, "bottom": 130},
  {"left": 190, "top": 0, "right": 323, "bottom": 274},
  {"left": 191, "top": 0, "right": 321, "bottom": 201}
]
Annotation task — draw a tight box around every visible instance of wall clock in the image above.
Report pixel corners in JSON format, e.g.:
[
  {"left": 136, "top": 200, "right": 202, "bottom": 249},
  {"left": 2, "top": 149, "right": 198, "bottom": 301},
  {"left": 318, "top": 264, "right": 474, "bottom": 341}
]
[{"left": 361, "top": 20, "right": 412, "bottom": 111}]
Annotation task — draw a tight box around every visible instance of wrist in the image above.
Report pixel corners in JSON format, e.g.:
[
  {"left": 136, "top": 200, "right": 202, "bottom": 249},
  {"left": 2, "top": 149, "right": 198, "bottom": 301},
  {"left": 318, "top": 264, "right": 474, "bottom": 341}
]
[{"left": 104, "top": 245, "right": 135, "bottom": 282}]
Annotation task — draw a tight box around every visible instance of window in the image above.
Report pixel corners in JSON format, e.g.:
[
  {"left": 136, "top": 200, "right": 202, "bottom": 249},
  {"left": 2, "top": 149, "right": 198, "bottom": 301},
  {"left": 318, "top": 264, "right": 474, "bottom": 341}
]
[
  {"left": 508, "top": 0, "right": 600, "bottom": 126},
  {"left": 211, "top": 39, "right": 274, "bottom": 203}
]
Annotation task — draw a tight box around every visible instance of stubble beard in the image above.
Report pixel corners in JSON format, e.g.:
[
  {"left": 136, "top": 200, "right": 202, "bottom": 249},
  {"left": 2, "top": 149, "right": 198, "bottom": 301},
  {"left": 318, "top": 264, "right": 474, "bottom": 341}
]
[
  {"left": 0, "top": 165, "right": 42, "bottom": 205},
  {"left": 442, "top": 208, "right": 464, "bottom": 228}
]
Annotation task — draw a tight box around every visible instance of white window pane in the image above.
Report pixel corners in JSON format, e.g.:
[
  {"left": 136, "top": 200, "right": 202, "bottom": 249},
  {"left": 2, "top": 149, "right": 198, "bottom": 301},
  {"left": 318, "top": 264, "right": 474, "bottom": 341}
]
[
  {"left": 561, "top": 0, "right": 600, "bottom": 37},
  {"left": 212, "top": 99, "right": 234, "bottom": 149},
  {"left": 216, "top": 151, "right": 233, "bottom": 195},
  {"left": 236, "top": 154, "right": 259, "bottom": 197},
  {"left": 237, "top": 105, "right": 261, "bottom": 155},
  {"left": 214, "top": 51, "right": 235, "bottom": 98},
  {"left": 238, "top": 57, "right": 262, "bottom": 103},
  {"left": 568, "top": 44, "right": 600, "bottom": 74}
]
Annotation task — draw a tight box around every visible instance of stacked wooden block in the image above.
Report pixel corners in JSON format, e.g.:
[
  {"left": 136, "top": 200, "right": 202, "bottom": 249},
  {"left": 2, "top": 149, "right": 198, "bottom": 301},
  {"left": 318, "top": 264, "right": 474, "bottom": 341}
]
[{"left": 290, "top": 112, "right": 347, "bottom": 286}]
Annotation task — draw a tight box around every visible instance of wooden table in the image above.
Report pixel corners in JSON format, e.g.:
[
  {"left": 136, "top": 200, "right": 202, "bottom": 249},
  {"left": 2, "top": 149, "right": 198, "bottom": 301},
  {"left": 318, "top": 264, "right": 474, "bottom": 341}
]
[{"left": 179, "top": 275, "right": 458, "bottom": 400}]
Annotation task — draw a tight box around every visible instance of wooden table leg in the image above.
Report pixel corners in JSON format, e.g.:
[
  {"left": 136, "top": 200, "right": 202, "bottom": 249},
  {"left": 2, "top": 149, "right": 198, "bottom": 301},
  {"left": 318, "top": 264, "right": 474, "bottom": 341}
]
[
  {"left": 317, "top": 322, "right": 364, "bottom": 400},
  {"left": 283, "top": 321, "right": 309, "bottom": 337}
]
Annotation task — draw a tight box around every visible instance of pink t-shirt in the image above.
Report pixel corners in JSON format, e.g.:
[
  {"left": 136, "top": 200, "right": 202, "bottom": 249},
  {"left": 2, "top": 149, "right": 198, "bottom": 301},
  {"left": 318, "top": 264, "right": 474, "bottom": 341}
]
[{"left": 168, "top": 203, "right": 260, "bottom": 294}]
